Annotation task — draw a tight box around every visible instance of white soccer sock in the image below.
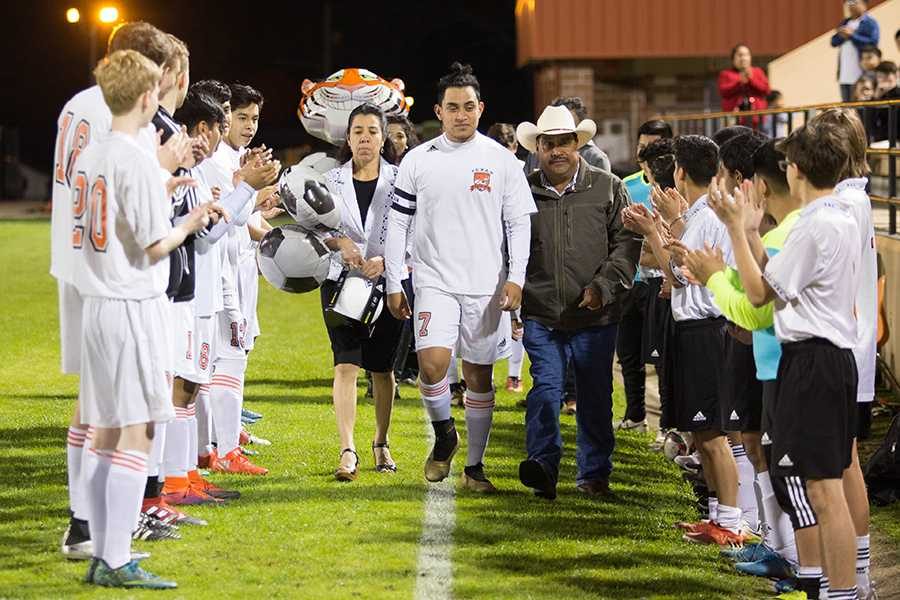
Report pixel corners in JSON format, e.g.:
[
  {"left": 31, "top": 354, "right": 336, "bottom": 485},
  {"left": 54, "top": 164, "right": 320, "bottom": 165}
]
[
  {"left": 717, "top": 503, "right": 742, "bottom": 534},
  {"left": 163, "top": 408, "right": 191, "bottom": 478},
  {"left": 828, "top": 587, "right": 859, "bottom": 600},
  {"left": 757, "top": 471, "right": 799, "bottom": 564},
  {"left": 708, "top": 494, "right": 719, "bottom": 522},
  {"left": 104, "top": 450, "right": 147, "bottom": 570},
  {"left": 66, "top": 426, "right": 89, "bottom": 521},
  {"left": 84, "top": 447, "right": 111, "bottom": 560},
  {"left": 147, "top": 423, "right": 166, "bottom": 479},
  {"left": 732, "top": 444, "right": 759, "bottom": 531},
  {"left": 856, "top": 535, "right": 871, "bottom": 596},
  {"left": 210, "top": 360, "right": 244, "bottom": 457},
  {"left": 446, "top": 356, "right": 460, "bottom": 385},
  {"left": 508, "top": 339, "right": 525, "bottom": 379},
  {"left": 420, "top": 377, "right": 452, "bottom": 422},
  {"left": 187, "top": 404, "right": 198, "bottom": 471},
  {"left": 464, "top": 389, "right": 495, "bottom": 467},
  {"left": 820, "top": 576, "right": 830, "bottom": 599},
  {"left": 196, "top": 384, "right": 212, "bottom": 457},
  {"left": 797, "top": 565, "right": 823, "bottom": 598}
]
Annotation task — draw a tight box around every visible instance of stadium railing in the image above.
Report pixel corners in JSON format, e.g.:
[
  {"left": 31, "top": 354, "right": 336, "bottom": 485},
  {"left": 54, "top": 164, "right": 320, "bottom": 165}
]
[{"left": 658, "top": 98, "right": 900, "bottom": 235}]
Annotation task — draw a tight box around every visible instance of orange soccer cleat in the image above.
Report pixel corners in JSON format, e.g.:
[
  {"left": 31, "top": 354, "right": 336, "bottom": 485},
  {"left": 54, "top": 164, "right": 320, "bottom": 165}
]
[
  {"left": 187, "top": 469, "right": 241, "bottom": 500},
  {"left": 212, "top": 448, "right": 269, "bottom": 476},
  {"left": 162, "top": 476, "right": 223, "bottom": 506},
  {"left": 683, "top": 522, "right": 746, "bottom": 547}
]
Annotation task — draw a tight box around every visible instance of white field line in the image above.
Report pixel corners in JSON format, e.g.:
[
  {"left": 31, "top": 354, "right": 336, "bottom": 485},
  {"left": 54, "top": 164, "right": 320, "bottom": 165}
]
[{"left": 413, "top": 422, "right": 456, "bottom": 600}]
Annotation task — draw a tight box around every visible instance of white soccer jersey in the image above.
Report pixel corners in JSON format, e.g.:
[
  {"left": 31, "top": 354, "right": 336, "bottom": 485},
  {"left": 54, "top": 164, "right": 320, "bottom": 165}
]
[
  {"left": 835, "top": 178, "right": 877, "bottom": 402},
  {"left": 72, "top": 132, "right": 171, "bottom": 299},
  {"left": 385, "top": 132, "right": 536, "bottom": 296},
  {"left": 51, "top": 86, "right": 111, "bottom": 283},
  {"left": 52, "top": 85, "right": 162, "bottom": 283},
  {"left": 190, "top": 166, "right": 224, "bottom": 317},
  {"left": 764, "top": 196, "right": 859, "bottom": 349},
  {"left": 670, "top": 196, "right": 734, "bottom": 322}
]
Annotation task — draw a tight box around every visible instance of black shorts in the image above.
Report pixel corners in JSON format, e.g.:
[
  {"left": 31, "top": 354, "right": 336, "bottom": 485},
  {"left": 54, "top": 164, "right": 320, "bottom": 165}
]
[
  {"left": 760, "top": 379, "right": 777, "bottom": 449},
  {"left": 668, "top": 317, "right": 727, "bottom": 432},
  {"left": 770, "top": 338, "right": 858, "bottom": 480},
  {"left": 642, "top": 277, "right": 668, "bottom": 366},
  {"left": 720, "top": 331, "right": 763, "bottom": 432},
  {"left": 320, "top": 280, "right": 404, "bottom": 373}
]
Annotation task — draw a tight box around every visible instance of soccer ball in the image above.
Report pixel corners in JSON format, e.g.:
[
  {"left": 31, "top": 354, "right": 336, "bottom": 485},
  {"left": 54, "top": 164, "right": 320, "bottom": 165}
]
[
  {"left": 662, "top": 430, "right": 691, "bottom": 461},
  {"left": 257, "top": 225, "right": 331, "bottom": 293},
  {"left": 279, "top": 153, "right": 341, "bottom": 231}
]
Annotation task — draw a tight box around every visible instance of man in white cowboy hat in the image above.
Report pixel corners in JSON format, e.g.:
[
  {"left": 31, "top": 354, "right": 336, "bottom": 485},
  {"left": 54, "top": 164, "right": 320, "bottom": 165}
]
[{"left": 515, "top": 105, "right": 640, "bottom": 500}]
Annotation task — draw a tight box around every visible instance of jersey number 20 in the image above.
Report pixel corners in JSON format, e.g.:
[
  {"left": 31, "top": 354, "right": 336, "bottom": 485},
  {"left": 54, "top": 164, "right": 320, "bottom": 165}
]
[{"left": 71, "top": 172, "right": 108, "bottom": 252}]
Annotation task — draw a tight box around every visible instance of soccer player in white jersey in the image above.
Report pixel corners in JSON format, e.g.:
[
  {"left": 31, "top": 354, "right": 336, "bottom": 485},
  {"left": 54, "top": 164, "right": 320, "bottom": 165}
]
[
  {"left": 198, "top": 83, "right": 278, "bottom": 475},
  {"left": 384, "top": 63, "right": 536, "bottom": 491},
  {"left": 50, "top": 21, "right": 184, "bottom": 560},
  {"left": 622, "top": 135, "right": 744, "bottom": 546},
  {"left": 73, "top": 50, "right": 220, "bottom": 590},
  {"left": 718, "top": 121, "right": 861, "bottom": 600},
  {"left": 809, "top": 108, "right": 878, "bottom": 599}
]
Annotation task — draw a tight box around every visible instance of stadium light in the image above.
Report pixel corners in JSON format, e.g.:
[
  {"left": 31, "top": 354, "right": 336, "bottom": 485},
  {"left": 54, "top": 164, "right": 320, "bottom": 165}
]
[
  {"left": 66, "top": 7, "right": 81, "bottom": 23},
  {"left": 98, "top": 6, "right": 119, "bottom": 23},
  {"left": 406, "top": 96, "right": 415, "bottom": 108}
]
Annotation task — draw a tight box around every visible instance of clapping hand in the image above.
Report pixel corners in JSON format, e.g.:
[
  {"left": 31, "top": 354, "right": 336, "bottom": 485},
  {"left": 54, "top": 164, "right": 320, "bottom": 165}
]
[
  {"left": 683, "top": 242, "right": 726, "bottom": 286},
  {"left": 622, "top": 203, "right": 657, "bottom": 236},
  {"left": 707, "top": 177, "right": 742, "bottom": 229},
  {"left": 651, "top": 185, "right": 685, "bottom": 225}
]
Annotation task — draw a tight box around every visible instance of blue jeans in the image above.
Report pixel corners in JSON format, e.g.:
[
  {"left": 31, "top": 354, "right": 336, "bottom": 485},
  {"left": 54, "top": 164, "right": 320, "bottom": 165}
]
[{"left": 523, "top": 319, "right": 617, "bottom": 484}]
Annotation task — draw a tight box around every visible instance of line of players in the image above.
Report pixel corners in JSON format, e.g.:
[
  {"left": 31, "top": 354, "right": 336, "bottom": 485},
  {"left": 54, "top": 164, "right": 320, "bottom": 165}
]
[
  {"left": 52, "top": 22, "right": 282, "bottom": 589},
  {"left": 619, "top": 115, "right": 877, "bottom": 599}
]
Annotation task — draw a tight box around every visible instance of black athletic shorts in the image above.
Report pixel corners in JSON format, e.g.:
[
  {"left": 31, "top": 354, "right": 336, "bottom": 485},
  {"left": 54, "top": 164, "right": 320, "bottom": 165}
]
[
  {"left": 720, "top": 330, "right": 763, "bottom": 432},
  {"left": 320, "top": 280, "right": 404, "bottom": 373},
  {"left": 760, "top": 379, "right": 777, "bottom": 449},
  {"left": 668, "top": 316, "right": 727, "bottom": 432},
  {"left": 642, "top": 277, "right": 668, "bottom": 366},
  {"left": 770, "top": 338, "right": 858, "bottom": 480}
]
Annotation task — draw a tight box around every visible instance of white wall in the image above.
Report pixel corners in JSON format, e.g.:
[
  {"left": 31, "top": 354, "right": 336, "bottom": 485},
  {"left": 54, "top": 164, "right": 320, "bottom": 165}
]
[{"left": 768, "top": 0, "right": 900, "bottom": 106}]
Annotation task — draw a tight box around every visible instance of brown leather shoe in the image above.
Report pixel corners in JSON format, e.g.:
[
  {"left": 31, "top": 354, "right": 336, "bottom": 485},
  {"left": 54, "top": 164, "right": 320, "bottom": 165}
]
[
  {"left": 576, "top": 479, "right": 610, "bottom": 497},
  {"left": 424, "top": 429, "right": 459, "bottom": 482}
]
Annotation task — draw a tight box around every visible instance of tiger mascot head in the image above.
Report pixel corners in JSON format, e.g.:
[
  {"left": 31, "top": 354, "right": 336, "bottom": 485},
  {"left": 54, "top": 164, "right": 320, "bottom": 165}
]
[{"left": 297, "top": 68, "right": 410, "bottom": 146}]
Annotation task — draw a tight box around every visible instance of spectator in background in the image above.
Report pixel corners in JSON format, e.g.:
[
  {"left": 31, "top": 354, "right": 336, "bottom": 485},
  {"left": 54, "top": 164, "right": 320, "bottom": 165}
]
[
  {"left": 487, "top": 122, "right": 523, "bottom": 165},
  {"left": 831, "top": 0, "right": 880, "bottom": 102},
  {"left": 718, "top": 44, "right": 770, "bottom": 116},
  {"left": 872, "top": 60, "right": 899, "bottom": 141},
  {"left": 385, "top": 115, "right": 419, "bottom": 164},
  {"left": 762, "top": 90, "right": 789, "bottom": 138},
  {"left": 523, "top": 96, "right": 610, "bottom": 173},
  {"left": 853, "top": 75, "right": 877, "bottom": 101},
  {"left": 860, "top": 45, "right": 882, "bottom": 78}
]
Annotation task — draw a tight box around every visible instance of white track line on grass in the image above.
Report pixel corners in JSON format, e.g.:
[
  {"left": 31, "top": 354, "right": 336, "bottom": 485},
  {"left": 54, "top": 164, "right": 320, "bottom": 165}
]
[{"left": 413, "top": 422, "right": 456, "bottom": 600}]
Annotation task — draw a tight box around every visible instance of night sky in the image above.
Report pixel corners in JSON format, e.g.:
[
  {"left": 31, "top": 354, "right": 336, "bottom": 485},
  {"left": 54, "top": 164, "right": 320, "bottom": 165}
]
[{"left": 1, "top": 0, "right": 532, "bottom": 173}]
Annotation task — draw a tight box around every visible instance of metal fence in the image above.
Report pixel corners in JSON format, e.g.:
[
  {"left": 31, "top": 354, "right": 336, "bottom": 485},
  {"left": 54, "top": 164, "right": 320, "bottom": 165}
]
[{"left": 660, "top": 99, "right": 900, "bottom": 235}]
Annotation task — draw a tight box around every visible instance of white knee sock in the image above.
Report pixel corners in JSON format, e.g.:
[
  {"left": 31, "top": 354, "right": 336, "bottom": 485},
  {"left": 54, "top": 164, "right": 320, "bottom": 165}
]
[
  {"left": 758, "top": 471, "right": 798, "bottom": 564},
  {"left": 84, "top": 447, "right": 111, "bottom": 560},
  {"left": 210, "top": 360, "right": 245, "bottom": 457},
  {"left": 708, "top": 494, "right": 719, "bottom": 522},
  {"left": 66, "top": 426, "right": 89, "bottom": 521},
  {"left": 508, "top": 339, "right": 524, "bottom": 379},
  {"left": 147, "top": 423, "right": 166, "bottom": 480},
  {"left": 464, "top": 389, "right": 495, "bottom": 467},
  {"left": 196, "top": 384, "right": 212, "bottom": 457},
  {"left": 104, "top": 451, "right": 147, "bottom": 570},
  {"left": 420, "top": 377, "right": 452, "bottom": 422},
  {"left": 163, "top": 408, "right": 191, "bottom": 479},
  {"left": 732, "top": 444, "right": 759, "bottom": 531},
  {"left": 717, "top": 503, "right": 742, "bottom": 534},
  {"left": 856, "top": 534, "right": 871, "bottom": 597},
  {"left": 187, "top": 403, "right": 198, "bottom": 471}
]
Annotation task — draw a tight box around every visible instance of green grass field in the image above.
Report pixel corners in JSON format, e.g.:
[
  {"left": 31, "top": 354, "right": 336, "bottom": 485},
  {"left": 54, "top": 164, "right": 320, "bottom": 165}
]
[{"left": 1, "top": 220, "right": 776, "bottom": 599}]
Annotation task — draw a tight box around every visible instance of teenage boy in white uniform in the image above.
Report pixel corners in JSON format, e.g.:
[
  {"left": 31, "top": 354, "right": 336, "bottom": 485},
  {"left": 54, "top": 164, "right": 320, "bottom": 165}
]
[{"left": 384, "top": 63, "right": 535, "bottom": 492}]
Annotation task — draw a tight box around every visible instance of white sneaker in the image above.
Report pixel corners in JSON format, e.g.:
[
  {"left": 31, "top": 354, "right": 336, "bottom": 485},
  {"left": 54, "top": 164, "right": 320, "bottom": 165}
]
[
  {"left": 614, "top": 418, "right": 648, "bottom": 433},
  {"left": 674, "top": 451, "right": 701, "bottom": 472},
  {"left": 249, "top": 433, "right": 272, "bottom": 446},
  {"left": 61, "top": 527, "right": 151, "bottom": 561}
]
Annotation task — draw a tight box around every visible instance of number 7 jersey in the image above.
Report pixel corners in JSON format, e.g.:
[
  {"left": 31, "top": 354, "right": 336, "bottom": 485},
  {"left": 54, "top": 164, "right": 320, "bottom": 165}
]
[{"left": 72, "top": 132, "right": 172, "bottom": 299}]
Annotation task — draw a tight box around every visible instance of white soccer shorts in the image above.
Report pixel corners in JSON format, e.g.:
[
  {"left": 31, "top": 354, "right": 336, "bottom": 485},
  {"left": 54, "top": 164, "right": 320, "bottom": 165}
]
[
  {"left": 172, "top": 300, "right": 198, "bottom": 381},
  {"left": 79, "top": 295, "right": 175, "bottom": 427},
  {"left": 215, "top": 310, "right": 247, "bottom": 362},
  {"left": 413, "top": 286, "right": 512, "bottom": 365},
  {"left": 58, "top": 280, "right": 83, "bottom": 375}
]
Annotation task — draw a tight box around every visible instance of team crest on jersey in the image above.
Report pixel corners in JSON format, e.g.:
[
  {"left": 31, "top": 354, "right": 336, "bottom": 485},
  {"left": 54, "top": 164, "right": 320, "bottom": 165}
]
[{"left": 470, "top": 169, "right": 492, "bottom": 192}]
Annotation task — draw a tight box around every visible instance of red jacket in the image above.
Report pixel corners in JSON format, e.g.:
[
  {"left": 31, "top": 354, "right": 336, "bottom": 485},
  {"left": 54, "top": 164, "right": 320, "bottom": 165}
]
[{"left": 718, "top": 67, "right": 770, "bottom": 113}]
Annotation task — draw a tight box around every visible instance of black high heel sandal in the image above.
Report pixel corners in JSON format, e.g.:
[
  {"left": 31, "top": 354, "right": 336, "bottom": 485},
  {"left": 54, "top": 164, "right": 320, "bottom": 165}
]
[
  {"left": 335, "top": 448, "right": 359, "bottom": 481},
  {"left": 372, "top": 442, "right": 397, "bottom": 473}
]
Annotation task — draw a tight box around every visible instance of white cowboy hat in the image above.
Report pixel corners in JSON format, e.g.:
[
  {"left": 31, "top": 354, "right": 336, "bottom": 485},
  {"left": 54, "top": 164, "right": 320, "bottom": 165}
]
[{"left": 516, "top": 105, "right": 597, "bottom": 153}]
